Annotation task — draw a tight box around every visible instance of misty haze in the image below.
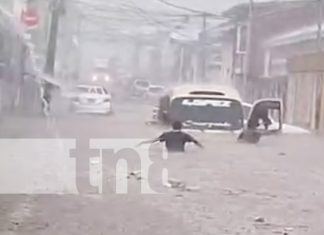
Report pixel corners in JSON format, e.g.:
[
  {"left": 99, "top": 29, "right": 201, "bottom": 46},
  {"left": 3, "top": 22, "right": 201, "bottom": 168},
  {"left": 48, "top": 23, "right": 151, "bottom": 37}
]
[{"left": 0, "top": 0, "right": 324, "bottom": 234}]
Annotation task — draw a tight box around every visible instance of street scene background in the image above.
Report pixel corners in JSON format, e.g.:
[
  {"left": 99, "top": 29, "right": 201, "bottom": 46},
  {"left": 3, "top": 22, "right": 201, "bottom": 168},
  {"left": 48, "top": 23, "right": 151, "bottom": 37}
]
[{"left": 1, "top": 0, "right": 324, "bottom": 234}]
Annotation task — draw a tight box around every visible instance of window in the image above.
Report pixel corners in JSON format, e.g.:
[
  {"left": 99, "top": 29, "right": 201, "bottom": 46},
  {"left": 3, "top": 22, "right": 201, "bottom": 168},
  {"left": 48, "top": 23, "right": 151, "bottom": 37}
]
[
  {"left": 96, "top": 88, "right": 103, "bottom": 94},
  {"left": 89, "top": 88, "right": 97, "bottom": 94},
  {"left": 135, "top": 80, "right": 150, "bottom": 88},
  {"left": 76, "top": 87, "right": 90, "bottom": 93},
  {"left": 170, "top": 97, "right": 244, "bottom": 131},
  {"left": 103, "top": 88, "right": 109, "bottom": 95}
]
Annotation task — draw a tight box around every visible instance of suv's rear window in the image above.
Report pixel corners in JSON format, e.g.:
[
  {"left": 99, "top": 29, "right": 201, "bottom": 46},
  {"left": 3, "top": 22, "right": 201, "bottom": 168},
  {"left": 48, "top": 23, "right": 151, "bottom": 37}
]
[{"left": 135, "top": 80, "right": 149, "bottom": 88}]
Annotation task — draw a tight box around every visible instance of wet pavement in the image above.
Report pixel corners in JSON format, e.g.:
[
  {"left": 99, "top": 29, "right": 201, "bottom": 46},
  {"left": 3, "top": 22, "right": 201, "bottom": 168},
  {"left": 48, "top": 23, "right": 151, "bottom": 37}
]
[{"left": 0, "top": 102, "right": 324, "bottom": 235}]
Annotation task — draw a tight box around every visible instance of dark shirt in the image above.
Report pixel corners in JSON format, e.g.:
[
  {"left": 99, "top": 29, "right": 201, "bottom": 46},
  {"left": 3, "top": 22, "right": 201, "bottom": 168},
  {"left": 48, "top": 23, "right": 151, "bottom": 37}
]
[{"left": 158, "top": 130, "right": 199, "bottom": 152}]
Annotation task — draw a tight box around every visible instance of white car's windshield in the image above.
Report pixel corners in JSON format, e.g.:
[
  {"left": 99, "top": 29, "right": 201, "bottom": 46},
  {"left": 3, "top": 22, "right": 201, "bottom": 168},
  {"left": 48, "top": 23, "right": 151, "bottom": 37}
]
[
  {"left": 135, "top": 80, "right": 149, "bottom": 88},
  {"left": 75, "top": 87, "right": 91, "bottom": 93},
  {"left": 149, "top": 87, "right": 164, "bottom": 93}
]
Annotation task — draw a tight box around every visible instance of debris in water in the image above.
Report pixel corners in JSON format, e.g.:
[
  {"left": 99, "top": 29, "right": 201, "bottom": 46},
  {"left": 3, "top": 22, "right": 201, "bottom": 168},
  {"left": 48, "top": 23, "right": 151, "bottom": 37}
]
[
  {"left": 11, "top": 221, "right": 20, "bottom": 226},
  {"left": 254, "top": 217, "right": 265, "bottom": 223},
  {"left": 127, "top": 171, "right": 142, "bottom": 180},
  {"left": 185, "top": 186, "right": 200, "bottom": 192},
  {"left": 284, "top": 227, "right": 294, "bottom": 232},
  {"left": 166, "top": 178, "right": 186, "bottom": 189},
  {"left": 164, "top": 178, "right": 199, "bottom": 192}
]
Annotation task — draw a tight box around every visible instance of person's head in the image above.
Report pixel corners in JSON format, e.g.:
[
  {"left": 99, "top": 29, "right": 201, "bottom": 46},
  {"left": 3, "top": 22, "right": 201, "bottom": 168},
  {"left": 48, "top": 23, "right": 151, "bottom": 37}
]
[{"left": 172, "top": 121, "right": 182, "bottom": 130}]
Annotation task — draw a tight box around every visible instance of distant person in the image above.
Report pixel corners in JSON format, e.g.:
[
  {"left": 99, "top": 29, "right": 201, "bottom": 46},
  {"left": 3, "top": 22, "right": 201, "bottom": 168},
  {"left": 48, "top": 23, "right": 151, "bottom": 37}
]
[
  {"left": 240, "top": 104, "right": 271, "bottom": 143},
  {"left": 139, "top": 121, "right": 203, "bottom": 152},
  {"left": 40, "top": 82, "right": 52, "bottom": 116},
  {"left": 247, "top": 105, "right": 272, "bottom": 130},
  {"left": 259, "top": 107, "right": 272, "bottom": 130}
]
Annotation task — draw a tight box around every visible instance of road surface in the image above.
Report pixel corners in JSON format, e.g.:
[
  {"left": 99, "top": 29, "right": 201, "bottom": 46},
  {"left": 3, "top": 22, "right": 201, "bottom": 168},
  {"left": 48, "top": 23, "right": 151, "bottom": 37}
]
[{"left": 0, "top": 101, "right": 324, "bottom": 235}]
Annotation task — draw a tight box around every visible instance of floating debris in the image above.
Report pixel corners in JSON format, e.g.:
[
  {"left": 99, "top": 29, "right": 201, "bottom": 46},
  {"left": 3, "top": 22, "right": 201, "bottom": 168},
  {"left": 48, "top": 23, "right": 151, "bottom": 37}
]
[
  {"left": 127, "top": 171, "right": 142, "bottom": 180},
  {"left": 284, "top": 227, "right": 294, "bottom": 233},
  {"left": 167, "top": 178, "right": 186, "bottom": 189},
  {"left": 164, "top": 178, "right": 200, "bottom": 192},
  {"left": 185, "top": 186, "right": 200, "bottom": 192},
  {"left": 254, "top": 217, "right": 265, "bottom": 223}
]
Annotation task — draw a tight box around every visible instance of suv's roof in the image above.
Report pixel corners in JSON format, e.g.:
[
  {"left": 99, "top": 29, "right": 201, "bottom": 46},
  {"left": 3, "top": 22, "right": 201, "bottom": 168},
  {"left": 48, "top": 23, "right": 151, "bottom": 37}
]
[
  {"left": 76, "top": 85, "right": 104, "bottom": 90},
  {"left": 170, "top": 84, "right": 241, "bottom": 101},
  {"left": 149, "top": 85, "right": 164, "bottom": 89}
]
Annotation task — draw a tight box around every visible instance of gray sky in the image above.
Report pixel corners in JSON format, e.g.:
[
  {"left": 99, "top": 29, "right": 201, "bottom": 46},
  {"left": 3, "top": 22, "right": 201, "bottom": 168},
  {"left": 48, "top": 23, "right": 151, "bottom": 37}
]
[{"left": 76, "top": 0, "right": 291, "bottom": 41}]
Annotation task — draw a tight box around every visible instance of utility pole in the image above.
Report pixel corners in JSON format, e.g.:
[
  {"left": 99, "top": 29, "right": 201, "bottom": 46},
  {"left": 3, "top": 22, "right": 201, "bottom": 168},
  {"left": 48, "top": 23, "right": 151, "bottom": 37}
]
[
  {"left": 243, "top": 0, "right": 254, "bottom": 89},
  {"left": 200, "top": 13, "right": 207, "bottom": 82},
  {"left": 317, "top": 0, "right": 323, "bottom": 51},
  {"left": 179, "top": 46, "right": 184, "bottom": 83},
  {"left": 73, "top": 12, "right": 82, "bottom": 81},
  {"left": 44, "top": 0, "right": 62, "bottom": 76},
  {"left": 315, "top": 0, "right": 323, "bottom": 130}
]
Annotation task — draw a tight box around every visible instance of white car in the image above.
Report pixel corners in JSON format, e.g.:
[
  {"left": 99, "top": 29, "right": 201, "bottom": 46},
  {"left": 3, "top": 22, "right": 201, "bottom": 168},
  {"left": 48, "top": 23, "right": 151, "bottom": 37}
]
[
  {"left": 148, "top": 85, "right": 165, "bottom": 97},
  {"left": 70, "top": 85, "right": 112, "bottom": 114},
  {"left": 131, "top": 79, "right": 150, "bottom": 98},
  {"left": 147, "top": 85, "right": 166, "bottom": 104}
]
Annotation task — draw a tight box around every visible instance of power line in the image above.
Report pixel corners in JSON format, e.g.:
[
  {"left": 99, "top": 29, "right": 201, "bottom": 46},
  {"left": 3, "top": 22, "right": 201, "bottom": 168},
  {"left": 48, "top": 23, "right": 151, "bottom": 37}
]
[
  {"left": 157, "top": 0, "right": 207, "bottom": 14},
  {"left": 156, "top": 0, "right": 226, "bottom": 19},
  {"left": 125, "top": 0, "right": 195, "bottom": 40}
]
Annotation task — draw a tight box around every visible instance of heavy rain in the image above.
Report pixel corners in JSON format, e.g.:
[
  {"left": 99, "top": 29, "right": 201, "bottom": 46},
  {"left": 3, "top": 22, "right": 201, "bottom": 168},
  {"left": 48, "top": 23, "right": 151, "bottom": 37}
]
[{"left": 0, "top": 0, "right": 324, "bottom": 234}]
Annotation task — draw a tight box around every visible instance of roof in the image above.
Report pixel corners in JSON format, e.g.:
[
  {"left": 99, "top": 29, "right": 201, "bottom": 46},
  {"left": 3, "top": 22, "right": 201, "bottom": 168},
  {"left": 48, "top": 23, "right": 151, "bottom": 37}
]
[
  {"left": 170, "top": 84, "right": 241, "bottom": 101},
  {"left": 264, "top": 23, "right": 324, "bottom": 47},
  {"left": 222, "top": 1, "right": 312, "bottom": 22},
  {"left": 76, "top": 84, "right": 105, "bottom": 89},
  {"left": 220, "top": 1, "right": 320, "bottom": 41},
  {"left": 149, "top": 85, "right": 165, "bottom": 90}
]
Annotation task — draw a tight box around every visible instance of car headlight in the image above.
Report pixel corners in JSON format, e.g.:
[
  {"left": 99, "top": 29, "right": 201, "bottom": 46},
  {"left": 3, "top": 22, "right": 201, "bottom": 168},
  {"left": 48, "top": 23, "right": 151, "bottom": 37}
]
[
  {"left": 92, "top": 75, "right": 98, "bottom": 82},
  {"left": 104, "top": 75, "right": 110, "bottom": 82}
]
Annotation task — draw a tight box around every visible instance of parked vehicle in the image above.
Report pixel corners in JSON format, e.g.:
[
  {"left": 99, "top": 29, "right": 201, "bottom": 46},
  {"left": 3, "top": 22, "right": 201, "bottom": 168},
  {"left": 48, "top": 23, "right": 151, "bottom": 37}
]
[
  {"left": 147, "top": 85, "right": 166, "bottom": 104},
  {"left": 69, "top": 85, "right": 112, "bottom": 114},
  {"left": 150, "top": 84, "right": 285, "bottom": 134},
  {"left": 131, "top": 79, "right": 150, "bottom": 98}
]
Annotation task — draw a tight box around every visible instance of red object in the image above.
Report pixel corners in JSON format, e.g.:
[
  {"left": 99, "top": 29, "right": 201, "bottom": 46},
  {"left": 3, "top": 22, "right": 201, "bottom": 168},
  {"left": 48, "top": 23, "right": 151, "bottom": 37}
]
[{"left": 21, "top": 8, "right": 39, "bottom": 28}]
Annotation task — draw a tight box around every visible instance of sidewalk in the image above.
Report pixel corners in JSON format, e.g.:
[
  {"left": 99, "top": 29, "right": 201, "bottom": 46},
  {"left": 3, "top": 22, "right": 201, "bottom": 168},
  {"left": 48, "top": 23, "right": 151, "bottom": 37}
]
[
  {"left": 0, "top": 113, "right": 64, "bottom": 234},
  {"left": 0, "top": 114, "right": 58, "bottom": 138}
]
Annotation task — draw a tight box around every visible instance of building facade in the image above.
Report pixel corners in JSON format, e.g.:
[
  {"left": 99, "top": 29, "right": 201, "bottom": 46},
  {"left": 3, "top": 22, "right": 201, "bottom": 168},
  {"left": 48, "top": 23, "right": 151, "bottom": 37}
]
[{"left": 219, "top": 0, "right": 324, "bottom": 131}]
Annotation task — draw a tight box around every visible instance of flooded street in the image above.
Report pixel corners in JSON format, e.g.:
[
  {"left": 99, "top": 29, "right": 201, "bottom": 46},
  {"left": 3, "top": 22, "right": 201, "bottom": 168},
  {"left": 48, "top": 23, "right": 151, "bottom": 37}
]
[
  {"left": 2, "top": 0, "right": 324, "bottom": 234},
  {"left": 0, "top": 102, "right": 323, "bottom": 235}
]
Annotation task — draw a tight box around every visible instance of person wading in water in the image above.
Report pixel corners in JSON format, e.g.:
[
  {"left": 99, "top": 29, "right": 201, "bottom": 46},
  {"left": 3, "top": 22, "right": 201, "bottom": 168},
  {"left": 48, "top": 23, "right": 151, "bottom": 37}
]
[{"left": 139, "top": 121, "right": 203, "bottom": 153}]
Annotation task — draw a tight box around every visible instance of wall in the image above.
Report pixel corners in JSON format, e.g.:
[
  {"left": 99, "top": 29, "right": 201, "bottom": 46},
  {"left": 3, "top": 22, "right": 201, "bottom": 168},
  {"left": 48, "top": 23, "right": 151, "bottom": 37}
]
[
  {"left": 286, "top": 73, "right": 317, "bottom": 129},
  {"left": 220, "top": 41, "right": 234, "bottom": 84},
  {"left": 286, "top": 52, "right": 324, "bottom": 131}
]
